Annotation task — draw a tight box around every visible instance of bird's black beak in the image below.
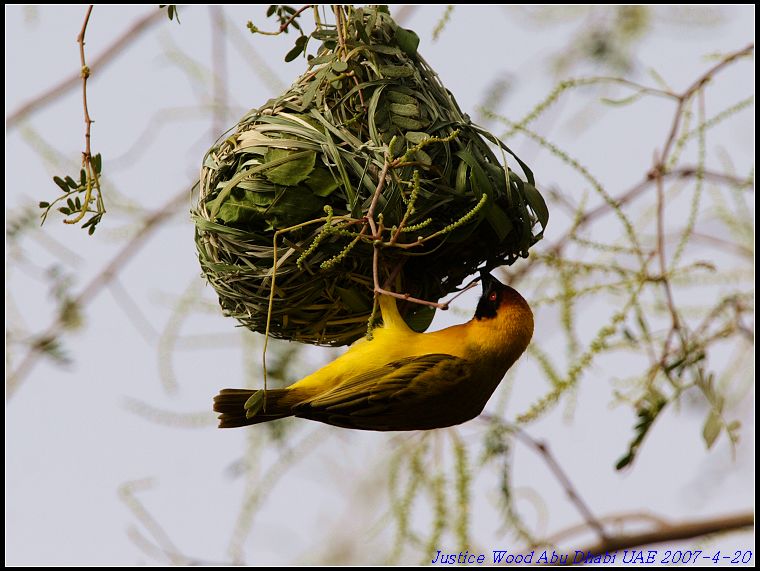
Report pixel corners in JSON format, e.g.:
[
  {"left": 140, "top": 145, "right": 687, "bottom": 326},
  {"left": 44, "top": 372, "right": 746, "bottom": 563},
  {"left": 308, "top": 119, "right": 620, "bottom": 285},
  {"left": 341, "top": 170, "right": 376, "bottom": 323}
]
[{"left": 479, "top": 269, "right": 499, "bottom": 293}]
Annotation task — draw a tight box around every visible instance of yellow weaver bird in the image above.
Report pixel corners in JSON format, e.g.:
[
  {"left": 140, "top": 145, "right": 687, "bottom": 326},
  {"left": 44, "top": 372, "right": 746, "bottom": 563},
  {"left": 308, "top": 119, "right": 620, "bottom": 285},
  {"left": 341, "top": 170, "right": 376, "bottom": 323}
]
[{"left": 213, "top": 273, "right": 533, "bottom": 431}]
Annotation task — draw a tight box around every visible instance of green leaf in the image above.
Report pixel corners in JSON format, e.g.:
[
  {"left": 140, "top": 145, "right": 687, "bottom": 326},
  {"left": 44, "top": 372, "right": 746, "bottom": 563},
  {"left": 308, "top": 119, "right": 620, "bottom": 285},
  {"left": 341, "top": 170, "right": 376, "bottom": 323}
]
[
  {"left": 391, "top": 115, "right": 426, "bottom": 130},
  {"left": 266, "top": 186, "right": 324, "bottom": 228},
  {"left": 311, "top": 29, "right": 337, "bottom": 41},
  {"left": 306, "top": 168, "right": 341, "bottom": 197},
  {"left": 266, "top": 5, "right": 276, "bottom": 17},
  {"left": 306, "top": 53, "right": 333, "bottom": 66},
  {"left": 81, "top": 214, "right": 99, "bottom": 228},
  {"left": 379, "top": 65, "right": 414, "bottom": 79},
  {"left": 615, "top": 392, "right": 667, "bottom": 471},
  {"left": 647, "top": 66, "right": 670, "bottom": 90},
  {"left": 405, "top": 131, "right": 429, "bottom": 145},
  {"left": 53, "top": 176, "right": 68, "bottom": 193},
  {"left": 457, "top": 148, "right": 512, "bottom": 240},
  {"left": 366, "top": 44, "right": 402, "bottom": 56},
  {"left": 395, "top": 27, "right": 420, "bottom": 57},
  {"left": 263, "top": 148, "right": 316, "bottom": 186},
  {"left": 336, "top": 287, "right": 371, "bottom": 312},
  {"left": 484, "top": 202, "right": 513, "bottom": 242},
  {"left": 213, "top": 189, "right": 267, "bottom": 227},
  {"left": 615, "top": 453, "right": 634, "bottom": 471},
  {"left": 702, "top": 411, "right": 722, "bottom": 449},
  {"left": 285, "top": 35, "right": 308, "bottom": 62},
  {"left": 455, "top": 161, "right": 469, "bottom": 194},
  {"left": 523, "top": 182, "right": 549, "bottom": 229},
  {"left": 300, "top": 66, "right": 329, "bottom": 109},
  {"left": 404, "top": 305, "right": 436, "bottom": 333},
  {"left": 414, "top": 149, "right": 432, "bottom": 166},
  {"left": 91, "top": 153, "right": 102, "bottom": 174},
  {"left": 726, "top": 420, "right": 741, "bottom": 444},
  {"left": 65, "top": 176, "right": 78, "bottom": 189},
  {"left": 389, "top": 135, "right": 405, "bottom": 158},
  {"left": 332, "top": 59, "right": 348, "bottom": 73},
  {"left": 161, "top": 5, "right": 180, "bottom": 23},
  {"left": 39, "top": 201, "right": 50, "bottom": 208},
  {"left": 389, "top": 102, "right": 419, "bottom": 118},
  {"left": 387, "top": 90, "right": 417, "bottom": 105},
  {"left": 355, "top": 11, "right": 370, "bottom": 44}
]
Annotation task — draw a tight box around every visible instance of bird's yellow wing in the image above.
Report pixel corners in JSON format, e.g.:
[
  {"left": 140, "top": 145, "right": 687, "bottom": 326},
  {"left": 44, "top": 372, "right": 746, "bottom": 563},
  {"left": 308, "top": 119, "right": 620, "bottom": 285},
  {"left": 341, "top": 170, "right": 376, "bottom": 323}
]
[{"left": 293, "top": 353, "right": 484, "bottom": 431}]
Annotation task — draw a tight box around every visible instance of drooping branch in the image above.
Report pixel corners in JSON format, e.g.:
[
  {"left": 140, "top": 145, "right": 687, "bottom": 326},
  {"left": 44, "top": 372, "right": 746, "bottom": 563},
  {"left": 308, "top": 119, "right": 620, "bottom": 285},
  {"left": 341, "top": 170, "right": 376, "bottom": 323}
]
[
  {"left": 559, "top": 511, "right": 753, "bottom": 562},
  {"left": 6, "top": 8, "right": 167, "bottom": 129}
]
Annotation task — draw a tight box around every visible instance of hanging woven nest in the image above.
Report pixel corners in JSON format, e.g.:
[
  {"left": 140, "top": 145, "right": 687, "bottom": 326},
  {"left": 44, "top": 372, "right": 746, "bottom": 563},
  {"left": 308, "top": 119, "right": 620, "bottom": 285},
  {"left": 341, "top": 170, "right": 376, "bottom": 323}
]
[{"left": 193, "top": 6, "right": 548, "bottom": 346}]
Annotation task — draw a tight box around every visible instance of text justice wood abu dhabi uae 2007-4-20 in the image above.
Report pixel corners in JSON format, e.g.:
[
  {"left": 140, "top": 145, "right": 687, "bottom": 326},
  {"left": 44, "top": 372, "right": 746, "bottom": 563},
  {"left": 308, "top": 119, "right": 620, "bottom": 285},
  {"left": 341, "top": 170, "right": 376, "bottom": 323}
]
[{"left": 431, "top": 549, "right": 754, "bottom": 565}]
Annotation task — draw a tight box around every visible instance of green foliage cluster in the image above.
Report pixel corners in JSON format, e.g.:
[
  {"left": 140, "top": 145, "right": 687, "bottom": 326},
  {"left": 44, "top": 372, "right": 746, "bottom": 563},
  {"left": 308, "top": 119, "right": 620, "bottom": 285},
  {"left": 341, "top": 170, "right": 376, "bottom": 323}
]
[{"left": 41, "top": 154, "right": 104, "bottom": 234}]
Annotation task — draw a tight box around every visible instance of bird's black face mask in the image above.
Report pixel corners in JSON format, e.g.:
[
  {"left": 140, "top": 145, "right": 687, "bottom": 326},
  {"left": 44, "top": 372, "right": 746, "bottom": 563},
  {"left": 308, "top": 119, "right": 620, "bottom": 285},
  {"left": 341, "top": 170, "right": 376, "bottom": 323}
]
[{"left": 475, "top": 271, "right": 506, "bottom": 320}]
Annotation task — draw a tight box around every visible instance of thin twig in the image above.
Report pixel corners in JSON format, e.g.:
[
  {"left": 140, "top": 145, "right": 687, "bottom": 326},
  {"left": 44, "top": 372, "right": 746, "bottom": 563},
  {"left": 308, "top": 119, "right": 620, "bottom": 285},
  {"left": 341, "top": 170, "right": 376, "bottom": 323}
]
[
  {"left": 263, "top": 215, "right": 344, "bottom": 397},
  {"left": 367, "top": 159, "right": 452, "bottom": 310},
  {"left": 366, "top": 161, "right": 390, "bottom": 238},
  {"left": 65, "top": 5, "right": 99, "bottom": 225},
  {"left": 481, "top": 415, "right": 609, "bottom": 543},
  {"left": 543, "top": 511, "right": 670, "bottom": 547},
  {"left": 119, "top": 479, "right": 188, "bottom": 565},
  {"left": 252, "top": 4, "right": 313, "bottom": 36},
  {"left": 508, "top": 45, "right": 753, "bottom": 288},
  {"left": 127, "top": 526, "right": 235, "bottom": 566},
  {"left": 655, "top": 155, "right": 681, "bottom": 337},
  {"left": 7, "top": 189, "right": 188, "bottom": 398},
  {"left": 562, "top": 511, "right": 753, "bottom": 562},
  {"left": 513, "top": 429, "right": 609, "bottom": 543},
  {"left": 652, "top": 46, "right": 751, "bottom": 318},
  {"left": 687, "top": 232, "right": 753, "bottom": 258},
  {"left": 659, "top": 43, "right": 753, "bottom": 165},
  {"left": 334, "top": 5, "right": 348, "bottom": 57},
  {"left": 6, "top": 8, "right": 167, "bottom": 129},
  {"left": 646, "top": 46, "right": 744, "bottom": 375}
]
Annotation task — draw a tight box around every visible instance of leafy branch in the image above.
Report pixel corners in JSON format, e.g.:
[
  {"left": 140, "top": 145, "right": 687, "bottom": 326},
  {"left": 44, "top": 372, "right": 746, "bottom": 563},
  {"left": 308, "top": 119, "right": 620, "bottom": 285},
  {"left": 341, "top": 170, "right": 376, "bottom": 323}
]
[{"left": 40, "top": 5, "right": 105, "bottom": 233}]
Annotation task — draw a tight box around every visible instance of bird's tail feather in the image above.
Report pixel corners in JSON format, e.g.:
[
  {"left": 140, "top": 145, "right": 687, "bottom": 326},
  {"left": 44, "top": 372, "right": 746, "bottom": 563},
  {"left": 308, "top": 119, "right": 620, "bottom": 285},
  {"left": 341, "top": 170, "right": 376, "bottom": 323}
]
[{"left": 213, "top": 388, "right": 294, "bottom": 428}]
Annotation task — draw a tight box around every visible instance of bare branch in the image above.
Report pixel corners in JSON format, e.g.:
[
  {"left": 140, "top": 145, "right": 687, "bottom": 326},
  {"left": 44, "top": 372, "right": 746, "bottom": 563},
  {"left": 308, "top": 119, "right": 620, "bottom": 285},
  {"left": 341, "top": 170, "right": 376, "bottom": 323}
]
[
  {"left": 64, "top": 5, "right": 100, "bottom": 225},
  {"left": 6, "top": 8, "right": 167, "bottom": 129},
  {"left": 482, "top": 415, "right": 608, "bottom": 543},
  {"left": 119, "top": 479, "right": 188, "bottom": 565},
  {"left": 7, "top": 189, "right": 188, "bottom": 398},
  {"left": 564, "top": 511, "right": 753, "bottom": 560}
]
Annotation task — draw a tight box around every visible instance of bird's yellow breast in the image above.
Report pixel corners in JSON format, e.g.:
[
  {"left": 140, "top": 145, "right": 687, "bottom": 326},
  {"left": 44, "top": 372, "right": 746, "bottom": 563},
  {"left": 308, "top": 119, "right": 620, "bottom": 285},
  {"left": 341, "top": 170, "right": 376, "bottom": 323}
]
[{"left": 291, "top": 293, "right": 533, "bottom": 393}]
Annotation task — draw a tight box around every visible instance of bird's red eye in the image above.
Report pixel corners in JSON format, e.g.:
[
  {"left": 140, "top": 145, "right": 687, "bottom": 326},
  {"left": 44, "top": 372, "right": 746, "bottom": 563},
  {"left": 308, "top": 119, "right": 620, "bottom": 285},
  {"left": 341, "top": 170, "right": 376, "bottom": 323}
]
[{"left": 489, "top": 291, "right": 498, "bottom": 302}]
